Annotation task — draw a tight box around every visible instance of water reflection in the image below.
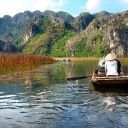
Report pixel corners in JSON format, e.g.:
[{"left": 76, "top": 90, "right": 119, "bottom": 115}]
[
  {"left": 103, "top": 96, "right": 116, "bottom": 111},
  {"left": 66, "top": 61, "right": 98, "bottom": 78},
  {"left": 0, "top": 61, "right": 128, "bottom": 128}
]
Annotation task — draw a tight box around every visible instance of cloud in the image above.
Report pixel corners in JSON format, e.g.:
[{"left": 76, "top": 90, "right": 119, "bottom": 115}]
[
  {"left": 123, "top": 0, "right": 128, "bottom": 2},
  {"left": 30, "top": 0, "right": 66, "bottom": 12},
  {"left": 85, "top": 0, "right": 101, "bottom": 13},
  {"left": 0, "top": 0, "right": 66, "bottom": 17},
  {"left": 0, "top": 0, "right": 24, "bottom": 17}
]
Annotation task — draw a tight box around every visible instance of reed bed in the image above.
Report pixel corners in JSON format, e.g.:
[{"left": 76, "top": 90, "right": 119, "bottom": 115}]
[
  {"left": 0, "top": 53, "right": 54, "bottom": 74},
  {"left": 55, "top": 57, "right": 99, "bottom": 61},
  {"left": 56, "top": 57, "right": 128, "bottom": 62},
  {"left": 118, "top": 58, "right": 128, "bottom": 63}
]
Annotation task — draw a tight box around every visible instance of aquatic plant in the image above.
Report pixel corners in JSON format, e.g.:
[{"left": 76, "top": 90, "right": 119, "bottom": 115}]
[{"left": 0, "top": 53, "right": 54, "bottom": 74}]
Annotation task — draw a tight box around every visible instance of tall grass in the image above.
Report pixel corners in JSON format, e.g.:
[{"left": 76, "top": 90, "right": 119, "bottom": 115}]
[{"left": 0, "top": 53, "right": 55, "bottom": 74}]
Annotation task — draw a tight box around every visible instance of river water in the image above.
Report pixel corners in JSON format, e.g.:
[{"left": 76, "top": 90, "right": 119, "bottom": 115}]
[{"left": 0, "top": 61, "right": 128, "bottom": 128}]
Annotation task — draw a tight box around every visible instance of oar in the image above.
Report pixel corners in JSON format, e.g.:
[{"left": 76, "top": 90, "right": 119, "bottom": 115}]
[{"left": 67, "top": 75, "right": 92, "bottom": 81}]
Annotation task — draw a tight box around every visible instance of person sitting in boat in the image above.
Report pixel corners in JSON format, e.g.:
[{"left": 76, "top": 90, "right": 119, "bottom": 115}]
[
  {"left": 105, "top": 53, "right": 119, "bottom": 76},
  {"left": 97, "top": 57, "right": 106, "bottom": 75},
  {"left": 115, "top": 58, "right": 121, "bottom": 75}
]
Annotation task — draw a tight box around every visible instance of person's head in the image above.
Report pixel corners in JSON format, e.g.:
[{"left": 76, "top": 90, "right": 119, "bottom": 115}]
[
  {"left": 98, "top": 57, "right": 106, "bottom": 67},
  {"left": 105, "top": 53, "right": 117, "bottom": 61}
]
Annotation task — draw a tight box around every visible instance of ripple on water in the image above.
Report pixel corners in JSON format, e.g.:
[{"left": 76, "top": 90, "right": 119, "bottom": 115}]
[{"left": 0, "top": 73, "right": 128, "bottom": 128}]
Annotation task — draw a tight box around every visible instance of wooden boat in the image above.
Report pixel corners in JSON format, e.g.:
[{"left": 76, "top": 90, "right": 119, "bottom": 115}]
[
  {"left": 91, "top": 74, "right": 128, "bottom": 87},
  {"left": 67, "top": 72, "right": 128, "bottom": 88}
]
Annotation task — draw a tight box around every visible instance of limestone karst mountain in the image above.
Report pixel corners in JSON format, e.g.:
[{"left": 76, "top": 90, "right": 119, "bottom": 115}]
[{"left": 0, "top": 10, "right": 128, "bottom": 57}]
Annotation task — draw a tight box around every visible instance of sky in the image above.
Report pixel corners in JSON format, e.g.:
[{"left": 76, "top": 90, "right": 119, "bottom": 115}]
[{"left": 0, "top": 0, "right": 128, "bottom": 18}]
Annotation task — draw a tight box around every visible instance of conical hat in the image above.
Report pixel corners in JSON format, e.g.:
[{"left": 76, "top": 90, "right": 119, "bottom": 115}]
[{"left": 105, "top": 53, "right": 117, "bottom": 61}]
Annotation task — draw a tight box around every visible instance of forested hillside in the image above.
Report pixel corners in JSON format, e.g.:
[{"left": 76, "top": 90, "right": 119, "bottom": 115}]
[{"left": 0, "top": 10, "right": 128, "bottom": 57}]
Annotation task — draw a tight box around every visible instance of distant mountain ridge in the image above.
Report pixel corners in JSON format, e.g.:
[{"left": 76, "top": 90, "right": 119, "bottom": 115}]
[{"left": 0, "top": 10, "right": 128, "bottom": 57}]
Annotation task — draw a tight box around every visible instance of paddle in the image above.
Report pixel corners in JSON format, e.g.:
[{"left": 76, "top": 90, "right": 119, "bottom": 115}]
[{"left": 67, "top": 75, "right": 91, "bottom": 81}]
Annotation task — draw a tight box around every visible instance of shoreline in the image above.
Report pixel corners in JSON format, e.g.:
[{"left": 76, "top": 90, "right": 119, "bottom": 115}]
[
  {"left": 55, "top": 57, "right": 128, "bottom": 62},
  {"left": 55, "top": 57, "right": 99, "bottom": 61}
]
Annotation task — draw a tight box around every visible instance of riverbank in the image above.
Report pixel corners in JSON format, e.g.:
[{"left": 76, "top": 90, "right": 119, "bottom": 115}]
[
  {"left": 55, "top": 57, "right": 99, "bottom": 61},
  {"left": 55, "top": 57, "right": 128, "bottom": 62}
]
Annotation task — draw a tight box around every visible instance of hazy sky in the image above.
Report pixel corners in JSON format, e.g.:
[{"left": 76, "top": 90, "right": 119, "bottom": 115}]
[{"left": 0, "top": 0, "right": 128, "bottom": 17}]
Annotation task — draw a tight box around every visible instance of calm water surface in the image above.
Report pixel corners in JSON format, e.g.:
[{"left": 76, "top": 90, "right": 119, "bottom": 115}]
[{"left": 0, "top": 61, "right": 128, "bottom": 128}]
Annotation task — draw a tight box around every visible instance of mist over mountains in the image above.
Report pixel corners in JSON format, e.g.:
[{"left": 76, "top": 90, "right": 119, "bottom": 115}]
[{"left": 0, "top": 10, "right": 128, "bottom": 57}]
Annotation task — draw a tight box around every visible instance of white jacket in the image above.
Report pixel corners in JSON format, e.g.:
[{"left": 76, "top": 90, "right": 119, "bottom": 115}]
[{"left": 105, "top": 60, "right": 119, "bottom": 76}]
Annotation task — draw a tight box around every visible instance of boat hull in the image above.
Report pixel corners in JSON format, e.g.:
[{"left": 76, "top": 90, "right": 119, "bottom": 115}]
[{"left": 91, "top": 75, "right": 128, "bottom": 87}]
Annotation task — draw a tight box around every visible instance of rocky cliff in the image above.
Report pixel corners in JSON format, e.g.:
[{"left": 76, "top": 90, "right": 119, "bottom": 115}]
[
  {"left": 66, "top": 11, "right": 128, "bottom": 57},
  {"left": 0, "top": 10, "right": 128, "bottom": 57}
]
